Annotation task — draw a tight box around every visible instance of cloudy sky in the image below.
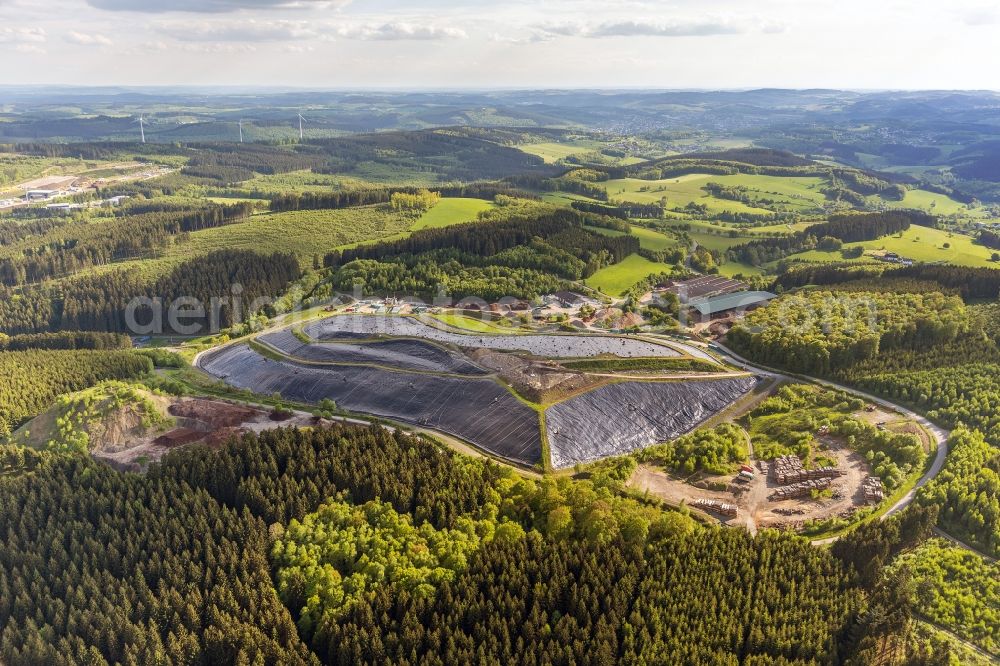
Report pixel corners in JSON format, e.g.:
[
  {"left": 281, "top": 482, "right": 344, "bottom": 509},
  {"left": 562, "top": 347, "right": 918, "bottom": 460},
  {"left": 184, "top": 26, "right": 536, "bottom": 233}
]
[{"left": 0, "top": 0, "right": 997, "bottom": 89}]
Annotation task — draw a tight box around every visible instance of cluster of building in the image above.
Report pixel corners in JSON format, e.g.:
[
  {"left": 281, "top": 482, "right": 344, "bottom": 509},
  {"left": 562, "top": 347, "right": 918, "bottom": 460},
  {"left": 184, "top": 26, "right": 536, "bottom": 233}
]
[
  {"left": 344, "top": 298, "right": 424, "bottom": 315},
  {"left": 654, "top": 275, "right": 777, "bottom": 319},
  {"left": 874, "top": 251, "right": 914, "bottom": 266}
]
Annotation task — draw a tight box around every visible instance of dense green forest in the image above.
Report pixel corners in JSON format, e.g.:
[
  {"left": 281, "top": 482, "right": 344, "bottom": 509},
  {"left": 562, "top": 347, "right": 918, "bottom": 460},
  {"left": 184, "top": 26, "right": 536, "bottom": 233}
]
[
  {"left": 0, "top": 425, "right": 874, "bottom": 664},
  {"left": 0, "top": 349, "right": 152, "bottom": 435},
  {"left": 730, "top": 289, "right": 1000, "bottom": 559},
  {"left": 0, "top": 121, "right": 995, "bottom": 665},
  {"left": 323, "top": 205, "right": 638, "bottom": 299},
  {"left": 727, "top": 290, "right": 968, "bottom": 375},
  {"left": 0, "top": 249, "right": 300, "bottom": 335},
  {"left": 889, "top": 538, "right": 999, "bottom": 655}
]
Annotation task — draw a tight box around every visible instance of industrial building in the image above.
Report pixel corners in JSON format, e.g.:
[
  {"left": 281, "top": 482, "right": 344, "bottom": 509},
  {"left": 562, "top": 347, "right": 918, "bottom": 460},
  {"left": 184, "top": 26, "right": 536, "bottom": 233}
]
[{"left": 687, "top": 291, "right": 777, "bottom": 317}]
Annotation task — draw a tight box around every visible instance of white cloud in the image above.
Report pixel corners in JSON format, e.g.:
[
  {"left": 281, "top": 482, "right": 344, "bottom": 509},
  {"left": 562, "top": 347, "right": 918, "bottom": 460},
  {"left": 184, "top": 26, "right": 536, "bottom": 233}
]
[
  {"left": 0, "top": 26, "right": 46, "bottom": 44},
  {"left": 960, "top": 6, "right": 1000, "bottom": 25},
  {"left": 151, "top": 18, "right": 464, "bottom": 43},
  {"left": 86, "top": 0, "right": 350, "bottom": 13},
  {"left": 180, "top": 42, "right": 258, "bottom": 52},
  {"left": 331, "top": 22, "right": 467, "bottom": 40},
  {"left": 536, "top": 18, "right": 749, "bottom": 38},
  {"left": 154, "top": 19, "right": 316, "bottom": 41},
  {"left": 65, "top": 30, "right": 113, "bottom": 46}
]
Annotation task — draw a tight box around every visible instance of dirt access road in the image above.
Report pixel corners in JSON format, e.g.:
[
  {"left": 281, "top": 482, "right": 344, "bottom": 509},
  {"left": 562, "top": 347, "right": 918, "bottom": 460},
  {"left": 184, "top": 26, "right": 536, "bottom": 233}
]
[{"left": 708, "top": 342, "right": 951, "bottom": 544}]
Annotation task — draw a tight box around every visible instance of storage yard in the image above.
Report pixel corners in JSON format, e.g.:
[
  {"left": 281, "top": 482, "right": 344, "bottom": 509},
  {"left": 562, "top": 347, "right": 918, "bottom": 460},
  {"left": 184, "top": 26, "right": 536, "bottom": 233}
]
[{"left": 628, "top": 423, "right": 889, "bottom": 533}]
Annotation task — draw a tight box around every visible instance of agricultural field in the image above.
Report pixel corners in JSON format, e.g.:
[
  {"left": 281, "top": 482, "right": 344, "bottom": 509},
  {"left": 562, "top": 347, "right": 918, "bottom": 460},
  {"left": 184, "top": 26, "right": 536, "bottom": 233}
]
[
  {"left": 517, "top": 140, "right": 603, "bottom": 163},
  {"left": 545, "top": 376, "right": 756, "bottom": 468},
  {"left": 671, "top": 219, "right": 814, "bottom": 236},
  {"left": 885, "top": 188, "right": 987, "bottom": 217},
  {"left": 786, "top": 225, "right": 997, "bottom": 268},
  {"left": 715, "top": 261, "right": 765, "bottom": 278},
  {"left": 410, "top": 197, "right": 494, "bottom": 230},
  {"left": 584, "top": 254, "right": 675, "bottom": 295},
  {"left": 602, "top": 174, "right": 821, "bottom": 215},
  {"left": 539, "top": 191, "right": 592, "bottom": 207},
  {"left": 586, "top": 224, "right": 680, "bottom": 252}
]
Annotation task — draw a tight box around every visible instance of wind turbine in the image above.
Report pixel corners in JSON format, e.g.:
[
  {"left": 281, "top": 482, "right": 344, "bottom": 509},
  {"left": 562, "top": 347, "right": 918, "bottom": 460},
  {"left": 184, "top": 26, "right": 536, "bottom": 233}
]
[
  {"left": 298, "top": 113, "right": 305, "bottom": 140},
  {"left": 238, "top": 119, "right": 244, "bottom": 143},
  {"left": 135, "top": 114, "right": 146, "bottom": 144}
]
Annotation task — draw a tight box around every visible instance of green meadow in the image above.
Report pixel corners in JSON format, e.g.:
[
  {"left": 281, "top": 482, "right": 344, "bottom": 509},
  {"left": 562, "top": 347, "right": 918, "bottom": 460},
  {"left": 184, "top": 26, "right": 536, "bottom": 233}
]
[
  {"left": 602, "top": 173, "right": 827, "bottom": 215},
  {"left": 584, "top": 254, "right": 674, "bottom": 296},
  {"left": 519, "top": 140, "right": 603, "bottom": 163},
  {"left": 788, "top": 225, "right": 997, "bottom": 268},
  {"left": 585, "top": 224, "right": 681, "bottom": 252},
  {"left": 411, "top": 197, "right": 494, "bottom": 230},
  {"left": 882, "top": 188, "right": 985, "bottom": 216}
]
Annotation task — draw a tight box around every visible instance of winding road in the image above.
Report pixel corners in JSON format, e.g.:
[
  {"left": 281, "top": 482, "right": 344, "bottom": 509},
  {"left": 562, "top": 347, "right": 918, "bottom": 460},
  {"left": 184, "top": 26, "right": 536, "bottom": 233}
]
[{"left": 697, "top": 340, "right": 951, "bottom": 543}]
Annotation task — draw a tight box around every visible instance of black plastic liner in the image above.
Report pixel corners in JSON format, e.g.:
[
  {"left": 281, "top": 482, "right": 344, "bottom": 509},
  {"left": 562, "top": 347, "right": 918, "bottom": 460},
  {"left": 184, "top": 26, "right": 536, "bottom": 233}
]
[
  {"left": 199, "top": 344, "right": 542, "bottom": 466},
  {"left": 545, "top": 376, "right": 756, "bottom": 468},
  {"left": 304, "top": 315, "right": 681, "bottom": 358},
  {"left": 259, "top": 329, "right": 487, "bottom": 375}
]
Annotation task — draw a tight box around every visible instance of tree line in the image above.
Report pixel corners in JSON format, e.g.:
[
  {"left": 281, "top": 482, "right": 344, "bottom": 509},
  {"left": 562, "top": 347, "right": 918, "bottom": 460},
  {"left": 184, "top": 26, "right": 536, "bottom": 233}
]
[
  {"left": 0, "top": 202, "right": 254, "bottom": 288},
  {"left": 775, "top": 262, "right": 1000, "bottom": 301},
  {"left": 0, "top": 249, "right": 300, "bottom": 335},
  {"left": 325, "top": 208, "right": 638, "bottom": 270},
  {"left": 0, "top": 348, "right": 152, "bottom": 435},
  {"left": 728, "top": 210, "right": 931, "bottom": 266}
]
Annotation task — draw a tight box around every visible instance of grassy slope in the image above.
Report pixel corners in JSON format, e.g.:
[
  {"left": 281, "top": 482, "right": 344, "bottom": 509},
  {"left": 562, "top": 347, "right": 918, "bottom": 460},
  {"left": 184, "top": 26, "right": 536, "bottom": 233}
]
[
  {"left": 603, "top": 172, "right": 977, "bottom": 219},
  {"left": 603, "top": 174, "right": 819, "bottom": 215},
  {"left": 883, "top": 188, "right": 986, "bottom": 217},
  {"left": 584, "top": 254, "right": 673, "bottom": 296},
  {"left": 519, "top": 141, "right": 603, "bottom": 163},
  {"left": 430, "top": 313, "right": 523, "bottom": 334},
  {"left": 411, "top": 198, "right": 494, "bottom": 230},
  {"left": 789, "top": 225, "right": 997, "bottom": 268},
  {"left": 585, "top": 225, "right": 680, "bottom": 252}
]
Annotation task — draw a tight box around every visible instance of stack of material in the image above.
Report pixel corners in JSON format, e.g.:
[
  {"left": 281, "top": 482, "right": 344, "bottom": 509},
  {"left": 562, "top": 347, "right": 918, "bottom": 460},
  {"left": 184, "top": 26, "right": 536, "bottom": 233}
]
[
  {"left": 862, "top": 476, "right": 885, "bottom": 503},
  {"left": 771, "top": 455, "right": 843, "bottom": 485},
  {"left": 769, "top": 478, "right": 833, "bottom": 501},
  {"left": 692, "top": 498, "right": 739, "bottom": 517}
]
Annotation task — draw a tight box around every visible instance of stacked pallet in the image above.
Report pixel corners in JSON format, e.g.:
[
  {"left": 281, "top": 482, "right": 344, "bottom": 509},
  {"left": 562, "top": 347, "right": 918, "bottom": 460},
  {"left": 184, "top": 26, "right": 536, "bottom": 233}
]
[
  {"left": 692, "top": 498, "right": 739, "bottom": 517},
  {"left": 771, "top": 455, "right": 843, "bottom": 485},
  {"left": 862, "top": 477, "right": 884, "bottom": 503},
  {"left": 769, "top": 478, "right": 833, "bottom": 501}
]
